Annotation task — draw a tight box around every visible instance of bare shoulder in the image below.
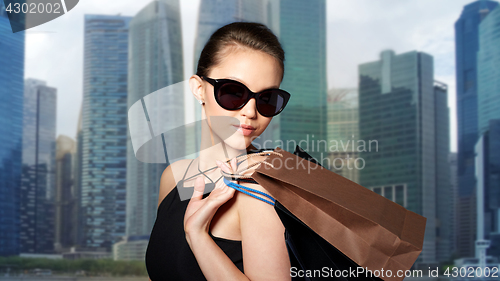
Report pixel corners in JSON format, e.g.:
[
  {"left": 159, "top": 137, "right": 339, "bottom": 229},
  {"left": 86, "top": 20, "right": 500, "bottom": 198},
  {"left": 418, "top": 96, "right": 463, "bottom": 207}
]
[{"left": 157, "top": 158, "right": 194, "bottom": 207}]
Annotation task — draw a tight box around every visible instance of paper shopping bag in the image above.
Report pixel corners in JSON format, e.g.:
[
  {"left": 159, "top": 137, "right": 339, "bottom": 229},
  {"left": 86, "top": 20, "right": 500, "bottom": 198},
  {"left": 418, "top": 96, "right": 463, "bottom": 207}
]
[{"left": 249, "top": 146, "right": 426, "bottom": 281}]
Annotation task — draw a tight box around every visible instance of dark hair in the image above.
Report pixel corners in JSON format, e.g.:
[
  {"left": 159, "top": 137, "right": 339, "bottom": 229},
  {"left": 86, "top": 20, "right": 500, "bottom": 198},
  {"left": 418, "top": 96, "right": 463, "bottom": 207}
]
[{"left": 196, "top": 22, "right": 285, "bottom": 81}]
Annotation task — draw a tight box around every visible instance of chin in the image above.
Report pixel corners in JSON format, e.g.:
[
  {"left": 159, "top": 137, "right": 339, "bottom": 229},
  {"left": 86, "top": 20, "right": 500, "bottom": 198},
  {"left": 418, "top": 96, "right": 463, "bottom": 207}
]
[{"left": 224, "top": 134, "right": 255, "bottom": 151}]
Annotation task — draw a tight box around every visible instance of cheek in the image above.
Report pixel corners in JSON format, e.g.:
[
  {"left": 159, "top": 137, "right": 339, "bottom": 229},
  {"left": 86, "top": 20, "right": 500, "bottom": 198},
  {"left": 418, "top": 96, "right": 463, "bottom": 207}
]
[{"left": 258, "top": 118, "right": 272, "bottom": 131}]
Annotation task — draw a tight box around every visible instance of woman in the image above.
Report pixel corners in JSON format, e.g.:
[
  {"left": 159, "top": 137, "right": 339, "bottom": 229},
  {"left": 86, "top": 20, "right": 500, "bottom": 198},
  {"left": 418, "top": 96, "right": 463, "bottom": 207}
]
[{"left": 146, "top": 22, "right": 292, "bottom": 281}]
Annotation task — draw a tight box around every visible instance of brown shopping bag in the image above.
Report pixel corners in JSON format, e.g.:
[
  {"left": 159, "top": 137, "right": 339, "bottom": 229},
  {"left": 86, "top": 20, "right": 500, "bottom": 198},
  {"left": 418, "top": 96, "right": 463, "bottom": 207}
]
[{"left": 249, "top": 146, "right": 426, "bottom": 281}]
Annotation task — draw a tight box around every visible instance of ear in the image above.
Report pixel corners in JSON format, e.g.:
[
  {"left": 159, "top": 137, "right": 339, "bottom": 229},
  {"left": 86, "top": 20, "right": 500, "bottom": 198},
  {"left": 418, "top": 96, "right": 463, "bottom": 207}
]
[{"left": 189, "top": 75, "right": 205, "bottom": 104}]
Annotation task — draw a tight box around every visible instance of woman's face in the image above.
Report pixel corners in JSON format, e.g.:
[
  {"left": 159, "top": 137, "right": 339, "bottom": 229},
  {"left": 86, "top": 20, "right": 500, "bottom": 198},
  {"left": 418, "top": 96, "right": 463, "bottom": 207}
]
[{"left": 194, "top": 47, "right": 283, "bottom": 150}]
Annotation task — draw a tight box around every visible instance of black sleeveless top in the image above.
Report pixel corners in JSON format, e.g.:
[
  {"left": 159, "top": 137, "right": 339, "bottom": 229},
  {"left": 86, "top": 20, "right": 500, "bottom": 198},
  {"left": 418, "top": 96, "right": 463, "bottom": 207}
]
[{"left": 146, "top": 149, "right": 271, "bottom": 280}]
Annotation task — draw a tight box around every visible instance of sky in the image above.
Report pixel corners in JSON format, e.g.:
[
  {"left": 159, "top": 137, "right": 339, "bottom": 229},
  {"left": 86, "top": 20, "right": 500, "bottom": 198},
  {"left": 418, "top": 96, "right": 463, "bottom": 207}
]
[{"left": 23, "top": 0, "right": 483, "bottom": 152}]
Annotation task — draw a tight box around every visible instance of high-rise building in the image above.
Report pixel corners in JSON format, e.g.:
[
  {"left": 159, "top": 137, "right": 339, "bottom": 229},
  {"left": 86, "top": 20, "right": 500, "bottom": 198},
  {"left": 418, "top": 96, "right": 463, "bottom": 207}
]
[
  {"left": 81, "top": 14, "right": 131, "bottom": 252},
  {"left": 478, "top": 5, "right": 500, "bottom": 135},
  {"left": 276, "top": 0, "right": 327, "bottom": 161},
  {"left": 358, "top": 50, "right": 450, "bottom": 265},
  {"left": 20, "top": 78, "right": 57, "bottom": 254},
  {"left": 73, "top": 107, "right": 84, "bottom": 248},
  {"left": 54, "top": 135, "right": 77, "bottom": 253},
  {"left": 326, "top": 88, "right": 359, "bottom": 183},
  {"left": 0, "top": 2, "right": 25, "bottom": 256},
  {"left": 475, "top": 119, "right": 500, "bottom": 259},
  {"left": 119, "top": 0, "right": 184, "bottom": 260},
  {"left": 476, "top": 5, "right": 500, "bottom": 259},
  {"left": 449, "top": 152, "right": 458, "bottom": 257},
  {"left": 454, "top": 0, "right": 498, "bottom": 258},
  {"left": 434, "top": 81, "right": 453, "bottom": 263}
]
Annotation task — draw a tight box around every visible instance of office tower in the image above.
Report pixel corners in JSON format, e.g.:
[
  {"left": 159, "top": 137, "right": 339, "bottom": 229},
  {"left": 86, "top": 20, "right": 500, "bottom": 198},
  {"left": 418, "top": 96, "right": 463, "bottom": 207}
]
[
  {"left": 118, "top": 0, "right": 183, "bottom": 260},
  {"left": 326, "top": 88, "right": 359, "bottom": 183},
  {"left": 54, "top": 135, "right": 76, "bottom": 253},
  {"left": 82, "top": 14, "right": 131, "bottom": 252},
  {"left": 0, "top": 2, "right": 25, "bottom": 256},
  {"left": 73, "top": 107, "right": 84, "bottom": 248},
  {"left": 478, "top": 5, "right": 500, "bottom": 135},
  {"left": 359, "top": 50, "right": 450, "bottom": 265},
  {"left": 277, "top": 0, "right": 327, "bottom": 161},
  {"left": 455, "top": 0, "right": 498, "bottom": 258},
  {"left": 434, "top": 81, "right": 453, "bottom": 263},
  {"left": 475, "top": 120, "right": 500, "bottom": 259},
  {"left": 193, "top": 0, "right": 267, "bottom": 151},
  {"left": 476, "top": 5, "right": 500, "bottom": 259},
  {"left": 20, "top": 79, "right": 57, "bottom": 254},
  {"left": 449, "top": 152, "right": 458, "bottom": 257}
]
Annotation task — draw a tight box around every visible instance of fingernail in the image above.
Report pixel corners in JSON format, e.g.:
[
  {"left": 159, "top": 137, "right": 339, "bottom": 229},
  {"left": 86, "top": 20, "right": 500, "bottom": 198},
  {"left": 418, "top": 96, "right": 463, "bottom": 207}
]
[{"left": 216, "top": 160, "right": 222, "bottom": 166}]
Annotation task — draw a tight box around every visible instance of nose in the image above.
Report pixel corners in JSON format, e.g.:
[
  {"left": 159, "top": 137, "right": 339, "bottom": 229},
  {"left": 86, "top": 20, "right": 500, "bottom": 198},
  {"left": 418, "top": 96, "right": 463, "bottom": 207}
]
[{"left": 240, "top": 97, "right": 257, "bottom": 119}]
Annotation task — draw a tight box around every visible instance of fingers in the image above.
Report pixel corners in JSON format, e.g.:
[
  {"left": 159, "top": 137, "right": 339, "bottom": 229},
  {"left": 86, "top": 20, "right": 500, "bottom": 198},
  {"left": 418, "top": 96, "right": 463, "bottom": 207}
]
[
  {"left": 230, "top": 158, "right": 237, "bottom": 173},
  {"left": 191, "top": 176, "right": 205, "bottom": 202},
  {"left": 216, "top": 159, "right": 232, "bottom": 174}
]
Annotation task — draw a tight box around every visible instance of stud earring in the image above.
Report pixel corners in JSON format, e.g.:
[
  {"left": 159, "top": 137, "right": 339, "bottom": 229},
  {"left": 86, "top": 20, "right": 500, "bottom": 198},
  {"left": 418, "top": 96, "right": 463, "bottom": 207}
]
[{"left": 198, "top": 99, "right": 204, "bottom": 105}]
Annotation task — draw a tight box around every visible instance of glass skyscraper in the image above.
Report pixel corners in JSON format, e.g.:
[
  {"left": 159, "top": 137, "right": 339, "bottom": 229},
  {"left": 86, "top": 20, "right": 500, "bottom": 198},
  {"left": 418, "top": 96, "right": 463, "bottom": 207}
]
[
  {"left": 326, "top": 88, "right": 359, "bottom": 183},
  {"left": 475, "top": 119, "right": 500, "bottom": 259},
  {"left": 54, "top": 135, "right": 76, "bottom": 253},
  {"left": 0, "top": 2, "right": 25, "bottom": 256},
  {"left": 20, "top": 79, "right": 57, "bottom": 254},
  {"left": 359, "top": 50, "right": 450, "bottom": 264},
  {"left": 477, "top": 4, "right": 500, "bottom": 259},
  {"left": 73, "top": 106, "right": 84, "bottom": 249},
  {"left": 454, "top": 0, "right": 498, "bottom": 258},
  {"left": 478, "top": 5, "right": 500, "bottom": 135},
  {"left": 82, "top": 14, "right": 131, "bottom": 251},
  {"left": 434, "top": 81, "right": 453, "bottom": 263},
  {"left": 277, "top": 0, "right": 327, "bottom": 161},
  {"left": 120, "top": 0, "right": 183, "bottom": 260}
]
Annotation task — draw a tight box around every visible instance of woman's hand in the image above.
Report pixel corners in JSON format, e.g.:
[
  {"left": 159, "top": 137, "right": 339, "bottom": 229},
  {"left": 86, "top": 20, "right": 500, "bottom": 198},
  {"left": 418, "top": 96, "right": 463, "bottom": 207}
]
[{"left": 183, "top": 158, "right": 238, "bottom": 246}]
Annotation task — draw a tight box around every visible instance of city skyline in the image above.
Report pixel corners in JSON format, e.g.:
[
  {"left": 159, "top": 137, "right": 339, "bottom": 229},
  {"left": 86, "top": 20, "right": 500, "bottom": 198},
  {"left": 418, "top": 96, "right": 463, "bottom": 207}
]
[
  {"left": 21, "top": 0, "right": 474, "bottom": 153},
  {"left": 0, "top": 0, "right": 498, "bottom": 269}
]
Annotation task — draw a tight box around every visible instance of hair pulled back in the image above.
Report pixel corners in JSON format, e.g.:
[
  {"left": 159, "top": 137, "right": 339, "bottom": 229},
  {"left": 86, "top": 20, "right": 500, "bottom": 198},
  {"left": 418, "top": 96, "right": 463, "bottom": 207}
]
[{"left": 196, "top": 22, "right": 285, "bottom": 81}]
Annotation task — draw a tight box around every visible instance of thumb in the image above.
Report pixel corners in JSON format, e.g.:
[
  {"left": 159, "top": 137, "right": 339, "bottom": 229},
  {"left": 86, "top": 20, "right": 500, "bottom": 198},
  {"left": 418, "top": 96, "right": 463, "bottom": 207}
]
[{"left": 191, "top": 176, "right": 205, "bottom": 202}]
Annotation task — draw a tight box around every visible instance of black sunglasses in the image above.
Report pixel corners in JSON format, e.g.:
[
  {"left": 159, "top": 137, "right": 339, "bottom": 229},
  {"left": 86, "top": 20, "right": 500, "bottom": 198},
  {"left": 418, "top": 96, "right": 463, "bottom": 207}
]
[{"left": 200, "top": 76, "right": 290, "bottom": 117}]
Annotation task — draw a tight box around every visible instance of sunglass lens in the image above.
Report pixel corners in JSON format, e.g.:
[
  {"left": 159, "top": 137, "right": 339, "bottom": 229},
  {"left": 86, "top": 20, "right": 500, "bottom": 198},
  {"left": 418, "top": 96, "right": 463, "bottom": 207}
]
[
  {"left": 257, "top": 90, "right": 285, "bottom": 117},
  {"left": 217, "top": 83, "right": 248, "bottom": 109}
]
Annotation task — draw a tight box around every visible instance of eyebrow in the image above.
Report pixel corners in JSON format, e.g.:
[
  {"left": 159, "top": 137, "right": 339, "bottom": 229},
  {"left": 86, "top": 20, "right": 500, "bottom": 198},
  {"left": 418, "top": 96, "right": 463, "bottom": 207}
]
[{"left": 224, "top": 76, "right": 280, "bottom": 90}]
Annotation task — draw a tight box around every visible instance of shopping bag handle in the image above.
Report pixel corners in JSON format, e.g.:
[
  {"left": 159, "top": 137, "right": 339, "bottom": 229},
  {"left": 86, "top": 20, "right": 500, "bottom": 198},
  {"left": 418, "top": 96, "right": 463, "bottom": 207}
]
[{"left": 223, "top": 178, "right": 276, "bottom": 206}]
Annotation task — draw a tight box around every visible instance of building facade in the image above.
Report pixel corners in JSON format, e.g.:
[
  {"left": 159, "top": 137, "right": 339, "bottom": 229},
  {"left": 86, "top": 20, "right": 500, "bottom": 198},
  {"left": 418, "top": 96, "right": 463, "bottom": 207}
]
[
  {"left": 434, "top": 81, "right": 453, "bottom": 263},
  {"left": 476, "top": 5, "right": 500, "bottom": 259},
  {"left": 121, "top": 0, "right": 184, "bottom": 259},
  {"left": 475, "top": 120, "right": 500, "bottom": 259},
  {"left": 20, "top": 79, "right": 57, "bottom": 254},
  {"left": 326, "top": 88, "right": 359, "bottom": 183},
  {"left": 454, "top": 0, "right": 498, "bottom": 258},
  {"left": 358, "top": 50, "right": 450, "bottom": 264},
  {"left": 276, "top": 0, "right": 327, "bottom": 161},
  {"left": 0, "top": 2, "right": 25, "bottom": 256},
  {"left": 54, "top": 135, "right": 77, "bottom": 253},
  {"left": 478, "top": 5, "right": 500, "bottom": 135},
  {"left": 81, "top": 14, "right": 131, "bottom": 251}
]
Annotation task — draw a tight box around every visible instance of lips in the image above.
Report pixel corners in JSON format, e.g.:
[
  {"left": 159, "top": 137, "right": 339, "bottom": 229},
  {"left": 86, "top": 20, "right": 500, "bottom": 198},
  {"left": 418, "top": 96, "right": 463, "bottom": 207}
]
[{"left": 232, "top": 124, "right": 256, "bottom": 136}]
